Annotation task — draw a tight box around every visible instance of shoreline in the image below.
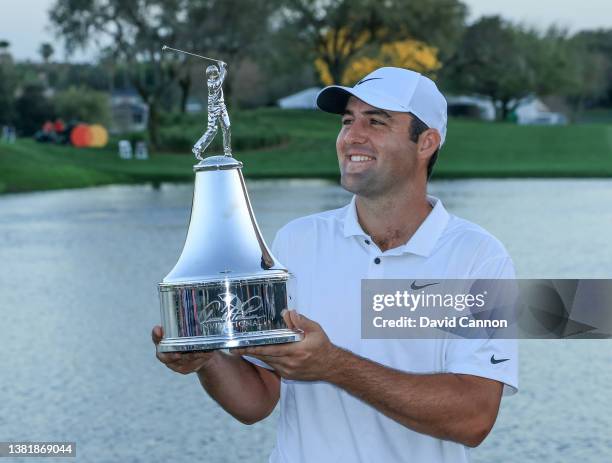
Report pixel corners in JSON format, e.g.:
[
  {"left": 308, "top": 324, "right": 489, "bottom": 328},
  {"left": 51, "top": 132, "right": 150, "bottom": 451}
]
[{"left": 3, "top": 174, "right": 612, "bottom": 196}]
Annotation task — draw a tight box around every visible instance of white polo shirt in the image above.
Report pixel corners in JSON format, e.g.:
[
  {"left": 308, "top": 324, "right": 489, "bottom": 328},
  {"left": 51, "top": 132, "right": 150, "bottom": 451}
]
[{"left": 250, "top": 195, "right": 518, "bottom": 463}]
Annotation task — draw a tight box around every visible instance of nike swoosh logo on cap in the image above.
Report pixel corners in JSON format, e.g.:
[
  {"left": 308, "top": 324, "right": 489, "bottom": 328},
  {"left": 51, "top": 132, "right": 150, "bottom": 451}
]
[
  {"left": 490, "top": 355, "right": 510, "bottom": 364},
  {"left": 356, "top": 77, "right": 383, "bottom": 86}
]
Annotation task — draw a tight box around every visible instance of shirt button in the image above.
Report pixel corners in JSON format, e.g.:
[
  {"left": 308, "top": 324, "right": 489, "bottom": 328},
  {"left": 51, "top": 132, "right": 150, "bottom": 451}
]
[
  {"left": 374, "top": 257, "right": 381, "bottom": 264},
  {"left": 365, "top": 239, "right": 371, "bottom": 245}
]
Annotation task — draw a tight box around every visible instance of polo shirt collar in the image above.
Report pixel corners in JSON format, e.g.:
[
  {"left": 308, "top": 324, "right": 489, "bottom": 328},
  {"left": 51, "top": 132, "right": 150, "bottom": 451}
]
[{"left": 342, "top": 194, "right": 450, "bottom": 257}]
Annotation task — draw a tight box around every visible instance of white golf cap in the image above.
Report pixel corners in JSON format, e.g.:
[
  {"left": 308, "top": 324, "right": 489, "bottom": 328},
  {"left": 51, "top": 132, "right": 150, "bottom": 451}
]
[{"left": 316, "top": 67, "right": 447, "bottom": 146}]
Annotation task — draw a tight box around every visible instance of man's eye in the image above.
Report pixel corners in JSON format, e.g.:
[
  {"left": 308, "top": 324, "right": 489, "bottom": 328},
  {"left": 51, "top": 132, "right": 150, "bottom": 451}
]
[
  {"left": 342, "top": 119, "right": 352, "bottom": 125},
  {"left": 370, "top": 119, "right": 384, "bottom": 125}
]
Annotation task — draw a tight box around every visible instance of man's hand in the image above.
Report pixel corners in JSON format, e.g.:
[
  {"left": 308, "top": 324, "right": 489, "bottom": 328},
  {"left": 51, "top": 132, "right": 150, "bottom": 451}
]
[
  {"left": 152, "top": 325, "right": 217, "bottom": 375},
  {"left": 232, "top": 310, "right": 340, "bottom": 381}
]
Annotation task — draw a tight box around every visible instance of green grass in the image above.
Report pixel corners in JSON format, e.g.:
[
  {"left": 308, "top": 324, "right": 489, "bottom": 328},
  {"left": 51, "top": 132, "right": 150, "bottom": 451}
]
[
  {"left": 437, "top": 120, "right": 612, "bottom": 178},
  {"left": 1, "top": 108, "right": 612, "bottom": 194},
  {"left": 577, "top": 108, "right": 612, "bottom": 124}
]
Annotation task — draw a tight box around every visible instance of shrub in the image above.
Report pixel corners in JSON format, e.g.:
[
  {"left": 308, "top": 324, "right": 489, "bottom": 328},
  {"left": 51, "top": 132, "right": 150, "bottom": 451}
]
[
  {"left": 158, "top": 122, "right": 286, "bottom": 153},
  {"left": 54, "top": 86, "right": 111, "bottom": 127}
]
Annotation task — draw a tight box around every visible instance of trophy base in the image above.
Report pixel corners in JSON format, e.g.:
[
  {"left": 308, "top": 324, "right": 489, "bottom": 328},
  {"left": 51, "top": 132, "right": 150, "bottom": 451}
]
[{"left": 157, "top": 328, "right": 304, "bottom": 353}]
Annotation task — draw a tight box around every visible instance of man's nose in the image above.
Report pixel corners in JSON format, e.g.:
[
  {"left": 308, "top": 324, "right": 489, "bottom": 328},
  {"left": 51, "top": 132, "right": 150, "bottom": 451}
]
[{"left": 344, "top": 120, "right": 368, "bottom": 144}]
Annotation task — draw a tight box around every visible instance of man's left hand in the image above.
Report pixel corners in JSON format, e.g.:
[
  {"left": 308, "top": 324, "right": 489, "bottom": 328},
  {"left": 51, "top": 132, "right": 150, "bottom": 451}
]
[{"left": 232, "top": 310, "right": 340, "bottom": 382}]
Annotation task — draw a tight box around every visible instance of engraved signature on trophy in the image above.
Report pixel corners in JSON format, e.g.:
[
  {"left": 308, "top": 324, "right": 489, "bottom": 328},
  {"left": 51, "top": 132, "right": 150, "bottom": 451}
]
[{"left": 199, "top": 292, "right": 265, "bottom": 334}]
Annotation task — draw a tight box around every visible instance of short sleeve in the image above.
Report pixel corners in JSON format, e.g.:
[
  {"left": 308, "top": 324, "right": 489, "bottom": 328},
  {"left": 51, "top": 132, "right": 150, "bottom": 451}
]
[
  {"left": 444, "top": 338, "right": 518, "bottom": 396},
  {"left": 445, "top": 254, "right": 519, "bottom": 396}
]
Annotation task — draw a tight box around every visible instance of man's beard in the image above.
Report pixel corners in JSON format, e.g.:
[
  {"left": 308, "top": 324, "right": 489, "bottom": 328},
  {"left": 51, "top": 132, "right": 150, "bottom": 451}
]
[{"left": 340, "top": 172, "right": 384, "bottom": 198}]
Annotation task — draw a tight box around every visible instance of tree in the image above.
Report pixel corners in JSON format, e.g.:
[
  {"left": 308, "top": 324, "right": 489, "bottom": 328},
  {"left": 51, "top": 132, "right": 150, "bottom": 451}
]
[
  {"left": 570, "top": 29, "right": 612, "bottom": 107},
  {"left": 50, "top": 0, "right": 187, "bottom": 148},
  {"left": 14, "top": 84, "right": 55, "bottom": 135},
  {"left": 0, "top": 40, "right": 16, "bottom": 124},
  {"left": 177, "top": 0, "right": 281, "bottom": 109},
  {"left": 319, "top": 38, "right": 441, "bottom": 86},
  {"left": 50, "top": 0, "right": 279, "bottom": 146},
  {"left": 563, "top": 37, "right": 609, "bottom": 118},
  {"left": 39, "top": 43, "right": 55, "bottom": 63},
  {"left": 280, "top": 0, "right": 466, "bottom": 85},
  {"left": 0, "top": 66, "right": 16, "bottom": 124},
  {"left": 444, "top": 16, "right": 540, "bottom": 121},
  {"left": 279, "top": 0, "right": 383, "bottom": 84}
]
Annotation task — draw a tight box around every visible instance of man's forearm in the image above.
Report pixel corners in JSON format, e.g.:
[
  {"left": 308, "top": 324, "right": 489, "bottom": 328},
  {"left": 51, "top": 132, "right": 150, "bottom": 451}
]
[
  {"left": 326, "top": 347, "right": 502, "bottom": 447},
  {"left": 197, "top": 351, "right": 279, "bottom": 425}
]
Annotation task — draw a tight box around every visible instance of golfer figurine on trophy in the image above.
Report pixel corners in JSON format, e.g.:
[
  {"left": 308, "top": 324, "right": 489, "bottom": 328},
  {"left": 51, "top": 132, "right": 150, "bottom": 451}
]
[
  {"left": 161, "top": 45, "right": 231, "bottom": 158},
  {"left": 193, "top": 62, "right": 232, "bottom": 159}
]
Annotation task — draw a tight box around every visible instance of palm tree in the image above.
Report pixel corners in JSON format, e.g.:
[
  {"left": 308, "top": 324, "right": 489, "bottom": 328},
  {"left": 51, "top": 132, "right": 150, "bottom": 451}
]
[{"left": 39, "top": 43, "right": 54, "bottom": 64}]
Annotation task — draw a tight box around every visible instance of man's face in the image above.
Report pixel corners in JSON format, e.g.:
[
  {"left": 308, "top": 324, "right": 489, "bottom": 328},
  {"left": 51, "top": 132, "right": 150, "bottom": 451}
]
[{"left": 336, "top": 96, "right": 420, "bottom": 198}]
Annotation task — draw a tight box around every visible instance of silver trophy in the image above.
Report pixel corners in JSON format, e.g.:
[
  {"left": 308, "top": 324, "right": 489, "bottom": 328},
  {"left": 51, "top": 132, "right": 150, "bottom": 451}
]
[{"left": 157, "top": 46, "right": 303, "bottom": 352}]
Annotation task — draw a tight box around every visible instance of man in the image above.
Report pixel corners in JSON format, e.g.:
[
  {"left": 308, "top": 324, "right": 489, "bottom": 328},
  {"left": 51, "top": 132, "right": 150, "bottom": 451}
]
[
  {"left": 153, "top": 67, "right": 518, "bottom": 462},
  {"left": 192, "top": 62, "right": 231, "bottom": 159}
]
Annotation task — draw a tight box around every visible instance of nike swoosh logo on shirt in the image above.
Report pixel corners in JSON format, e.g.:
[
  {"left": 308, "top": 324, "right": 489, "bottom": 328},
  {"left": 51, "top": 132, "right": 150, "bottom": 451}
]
[{"left": 490, "top": 355, "right": 510, "bottom": 364}]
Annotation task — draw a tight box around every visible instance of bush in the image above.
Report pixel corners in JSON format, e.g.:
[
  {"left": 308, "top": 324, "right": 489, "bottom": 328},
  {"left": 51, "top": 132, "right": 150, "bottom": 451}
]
[
  {"left": 158, "top": 120, "right": 286, "bottom": 152},
  {"left": 53, "top": 86, "right": 111, "bottom": 127}
]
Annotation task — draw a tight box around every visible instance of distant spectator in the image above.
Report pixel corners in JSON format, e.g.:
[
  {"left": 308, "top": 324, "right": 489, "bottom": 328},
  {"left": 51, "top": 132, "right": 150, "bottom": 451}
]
[
  {"left": 54, "top": 118, "right": 67, "bottom": 143},
  {"left": 54, "top": 119, "right": 65, "bottom": 133},
  {"left": 36, "top": 120, "right": 56, "bottom": 143},
  {"left": 1, "top": 125, "right": 9, "bottom": 143},
  {"left": 7, "top": 125, "right": 16, "bottom": 143},
  {"left": 42, "top": 120, "right": 54, "bottom": 134}
]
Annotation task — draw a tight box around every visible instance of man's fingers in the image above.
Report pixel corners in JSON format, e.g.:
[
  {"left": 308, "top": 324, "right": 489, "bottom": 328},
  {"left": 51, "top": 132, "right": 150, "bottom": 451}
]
[
  {"left": 156, "top": 351, "right": 179, "bottom": 364},
  {"left": 295, "top": 313, "right": 320, "bottom": 333},
  {"left": 156, "top": 350, "right": 214, "bottom": 372},
  {"left": 282, "top": 309, "right": 303, "bottom": 332},
  {"left": 282, "top": 309, "right": 295, "bottom": 330},
  {"left": 233, "top": 345, "right": 292, "bottom": 357},
  {"left": 153, "top": 326, "right": 215, "bottom": 374},
  {"left": 289, "top": 310, "right": 302, "bottom": 331},
  {"left": 152, "top": 325, "right": 163, "bottom": 345}
]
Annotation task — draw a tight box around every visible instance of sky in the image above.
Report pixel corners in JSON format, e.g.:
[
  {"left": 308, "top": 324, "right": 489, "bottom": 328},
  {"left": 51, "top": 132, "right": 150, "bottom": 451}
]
[{"left": 1, "top": 0, "right": 611, "bottom": 62}]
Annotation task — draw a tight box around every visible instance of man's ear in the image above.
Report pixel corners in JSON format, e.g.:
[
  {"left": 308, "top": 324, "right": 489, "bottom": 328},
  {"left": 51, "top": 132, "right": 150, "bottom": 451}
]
[{"left": 417, "top": 129, "right": 441, "bottom": 162}]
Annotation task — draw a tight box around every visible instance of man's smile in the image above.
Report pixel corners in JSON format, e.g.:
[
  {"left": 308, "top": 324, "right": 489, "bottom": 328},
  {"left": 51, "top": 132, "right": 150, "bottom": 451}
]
[
  {"left": 343, "top": 152, "right": 376, "bottom": 173},
  {"left": 348, "top": 155, "right": 375, "bottom": 162}
]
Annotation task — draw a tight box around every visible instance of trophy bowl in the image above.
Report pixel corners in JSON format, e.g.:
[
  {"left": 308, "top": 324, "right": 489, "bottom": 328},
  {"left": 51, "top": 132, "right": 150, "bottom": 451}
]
[
  {"left": 157, "top": 156, "right": 303, "bottom": 353},
  {"left": 158, "top": 274, "right": 301, "bottom": 352}
]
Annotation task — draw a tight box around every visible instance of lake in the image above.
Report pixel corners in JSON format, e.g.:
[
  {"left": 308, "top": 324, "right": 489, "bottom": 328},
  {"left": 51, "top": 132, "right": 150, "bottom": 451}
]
[{"left": 0, "top": 179, "right": 611, "bottom": 462}]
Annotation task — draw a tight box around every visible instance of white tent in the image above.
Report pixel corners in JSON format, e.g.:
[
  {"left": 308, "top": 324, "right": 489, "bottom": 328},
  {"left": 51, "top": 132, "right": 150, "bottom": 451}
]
[
  {"left": 514, "top": 96, "right": 567, "bottom": 125},
  {"left": 447, "top": 95, "right": 496, "bottom": 121},
  {"left": 277, "top": 87, "right": 322, "bottom": 109}
]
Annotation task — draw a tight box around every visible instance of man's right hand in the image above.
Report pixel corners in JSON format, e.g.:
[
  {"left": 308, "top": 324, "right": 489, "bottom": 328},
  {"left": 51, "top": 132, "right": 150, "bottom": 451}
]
[{"left": 152, "top": 325, "right": 217, "bottom": 375}]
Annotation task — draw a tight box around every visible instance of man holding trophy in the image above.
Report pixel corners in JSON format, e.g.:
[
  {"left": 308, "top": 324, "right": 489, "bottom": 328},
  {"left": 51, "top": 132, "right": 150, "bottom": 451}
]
[{"left": 153, "top": 63, "right": 517, "bottom": 462}]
